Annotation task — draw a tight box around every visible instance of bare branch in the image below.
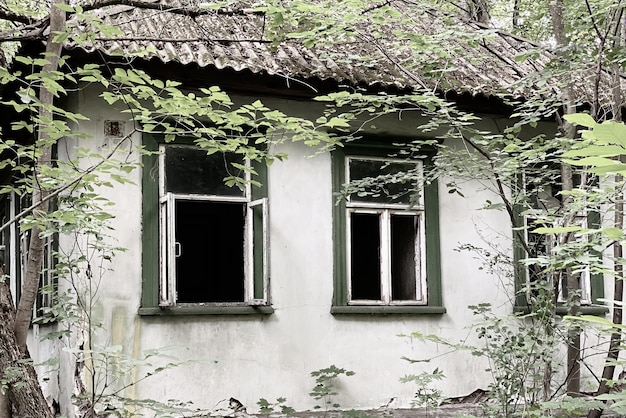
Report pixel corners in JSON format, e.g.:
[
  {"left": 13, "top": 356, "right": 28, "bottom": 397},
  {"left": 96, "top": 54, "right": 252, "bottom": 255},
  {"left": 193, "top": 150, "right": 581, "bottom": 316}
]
[
  {"left": 584, "top": 0, "right": 603, "bottom": 39},
  {"left": 0, "top": 8, "right": 37, "bottom": 25},
  {"left": 0, "top": 132, "right": 134, "bottom": 237},
  {"left": 93, "top": 36, "right": 271, "bottom": 44},
  {"left": 361, "top": 0, "right": 392, "bottom": 15},
  {"left": 81, "top": 0, "right": 265, "bottom": 17},
  {"left": 355, "top": 30, "right": 429, "bottom": 90}
]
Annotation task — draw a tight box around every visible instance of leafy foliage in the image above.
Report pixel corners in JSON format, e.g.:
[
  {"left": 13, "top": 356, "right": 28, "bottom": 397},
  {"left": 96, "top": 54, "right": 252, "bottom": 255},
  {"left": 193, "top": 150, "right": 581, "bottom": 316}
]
[
  {"left": 3, "top": 0, "right": 626, "bottom": 416},
  {"left": 310, "top": 365, "right": 355, "bottom": 411},
  {"left": 400, "top": 368, "right": 445, "bottom": 409},
  {"left": 257, "top": 397, "right": 296, "bottom": 415}
]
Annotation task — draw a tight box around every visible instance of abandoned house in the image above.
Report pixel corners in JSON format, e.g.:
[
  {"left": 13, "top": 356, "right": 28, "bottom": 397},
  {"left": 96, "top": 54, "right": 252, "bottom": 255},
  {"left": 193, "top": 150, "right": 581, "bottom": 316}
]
[{"left": 0, "top": 2, "right": 612, "bottom": 416}]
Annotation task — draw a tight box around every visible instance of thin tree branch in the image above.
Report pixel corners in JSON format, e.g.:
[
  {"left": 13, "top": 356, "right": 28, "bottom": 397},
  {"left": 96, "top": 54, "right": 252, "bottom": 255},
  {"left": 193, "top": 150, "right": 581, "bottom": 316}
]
[
  {"left": 92, "top": 36, "right": 271, "bottom": 44},
  {"left": 584, "top": 0, "right": 603, "bottom": 40},
  {"left": 461, "top": 134, "right": 532, "bottom": 256},
  {"left": 81, "top": 0, "right": 265, "bottom": 17},
  {"left": 0, "top": 8, "right": 37, "bottom": 25},
  {"left": 355, "top": 30, "right": 429, "bottom": 90},
  {"left": 0, "top": 133, "right": 133, "bottom": 238},
  {"left": 361, "top": 0, "right": 392, "bottom": 15}
]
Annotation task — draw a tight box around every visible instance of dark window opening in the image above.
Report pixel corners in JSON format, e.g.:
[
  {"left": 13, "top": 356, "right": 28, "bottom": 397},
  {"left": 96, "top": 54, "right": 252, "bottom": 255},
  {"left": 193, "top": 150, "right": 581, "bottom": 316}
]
[
  {"left": 175, "top": 200, "right": 245, "bottom": 303},
  {"left": 391, "top": 215, "right": 418, "bottom": 301},
  {"left": 349, "top": 159, "right": 417, "bottom": 205},
  {"left": 350, "top": 212, "right": 381, "bottom": 300},
  {"left": 165, "top": 146, "right": 244, "bottom": 196}
]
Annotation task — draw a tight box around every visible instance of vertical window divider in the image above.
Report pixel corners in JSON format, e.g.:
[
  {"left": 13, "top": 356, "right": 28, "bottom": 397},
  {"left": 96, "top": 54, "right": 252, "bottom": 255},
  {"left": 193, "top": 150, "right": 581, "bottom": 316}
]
[
  {"left": 418, "top": 212, "right": 427, "bottom": 302},
  {"left": 263, "top": 197, "right": 269, "bottom": 302},
  {"left": 9, "top": 192, "right": 18, "bottom": 304},
  {"left": 380, "top": 209, "right": 391, "bottom": 304},
  {"left": 248, "top": 197, "right": 268, "bottom": 304},
  {"left": 245, "top": 200, "right": 253, "bottom": 303},
  {"left": 159, "top": 193, "right": 176, "bottom": 307},
  {"left": 346, "top": 209, "right": 353, "bottom": 303}
]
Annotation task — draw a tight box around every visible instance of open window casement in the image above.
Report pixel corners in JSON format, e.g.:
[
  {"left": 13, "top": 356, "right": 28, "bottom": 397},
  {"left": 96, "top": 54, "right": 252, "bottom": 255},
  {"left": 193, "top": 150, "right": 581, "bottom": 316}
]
[
  {"left": 247, "top": 198, "right": 269, "bottom": 304},
  {"left": 345, "top": 156, "right": 427, "bottom": 305},
  {"left": 159, "top": 192, "right": 176, "bottom": 307},
  {"left": 158, "top": 144, "right": 269, "bottom": 307}
]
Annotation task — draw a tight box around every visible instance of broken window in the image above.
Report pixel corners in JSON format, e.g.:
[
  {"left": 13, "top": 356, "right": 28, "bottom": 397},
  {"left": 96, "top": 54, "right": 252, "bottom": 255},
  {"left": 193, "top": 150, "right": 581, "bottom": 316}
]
[
  {"left": 158, "top": 144, "right": 268, "bottom": 306},
  {"left": 521, "top": 173, "right": 594, "bottom": 306},
  {"left": 345, "top": 156, "right": 426, "bottom": 305},
  {"left": 524, "top": 215, "right": 592, "bottom": 305}
]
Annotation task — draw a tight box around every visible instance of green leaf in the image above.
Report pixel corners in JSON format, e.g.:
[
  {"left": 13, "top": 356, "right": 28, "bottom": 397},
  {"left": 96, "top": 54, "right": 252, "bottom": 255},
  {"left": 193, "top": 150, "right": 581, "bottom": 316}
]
[
  {"left": 502, "top": 143, "right": 521, "bottom": 153},
  {"left": 602, "top": 227, "right": 624, "bottom": 240},
  {"left": 593, "top": 121, "right": 626, "bottom": 147},
  {"left": 563, "top": 156, "right": 620, "bottom": 167},
  {"left": 326, "top": 117, "right": 350, "bottom": 128},
  {"left": 563, "top": 145, "right": 626, "bottom": 158},
  {"left": 14, "top": 56, "right": 33, "bottom": 65},
  {"left": 532, "top": 226, "right": 582, "bottom": 234},
  {"left": 55, "top": 3, "right": 75, "bottom": 12},
  {"left": 564, "top": 113, "right": 596, "bottom": 128},
  {"left": 565, "top": 315, "right": 626, "bottom": 329}
]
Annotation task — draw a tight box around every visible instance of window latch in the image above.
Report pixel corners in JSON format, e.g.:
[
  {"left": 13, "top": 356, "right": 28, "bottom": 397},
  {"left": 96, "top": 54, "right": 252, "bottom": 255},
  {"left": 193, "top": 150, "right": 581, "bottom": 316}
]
[{"left": 175, "top": 242, "right": 182, "bottom": 258}]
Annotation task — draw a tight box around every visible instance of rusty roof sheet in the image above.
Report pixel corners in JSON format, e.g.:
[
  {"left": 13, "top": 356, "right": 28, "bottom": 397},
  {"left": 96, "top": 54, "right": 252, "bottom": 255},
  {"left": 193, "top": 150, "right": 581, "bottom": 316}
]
[{"left": 72, "top": 1, "right": 550, "bottom": 97}]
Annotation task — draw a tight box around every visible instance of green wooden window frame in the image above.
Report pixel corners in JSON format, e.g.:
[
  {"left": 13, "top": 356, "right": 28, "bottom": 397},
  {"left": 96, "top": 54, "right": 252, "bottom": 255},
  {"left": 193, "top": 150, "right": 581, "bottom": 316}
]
[
  {"left": 140, "top": 134, "right": 273, "bottom": 316},
  {"left": 513, "top": 201, "right": 607, "bottom": 316},
  {"left": 330, "top": 142, "right": 445, "bottom": 315},
  {"left": 0, "top": 192, "right": 58, "bottom": 324}
]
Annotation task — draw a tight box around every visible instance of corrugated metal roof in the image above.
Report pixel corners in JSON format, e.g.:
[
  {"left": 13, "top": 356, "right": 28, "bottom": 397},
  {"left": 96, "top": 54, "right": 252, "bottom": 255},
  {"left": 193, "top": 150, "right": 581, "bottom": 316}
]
[{"left": 72, "top": 1, "right": 549, "bottom": 97}]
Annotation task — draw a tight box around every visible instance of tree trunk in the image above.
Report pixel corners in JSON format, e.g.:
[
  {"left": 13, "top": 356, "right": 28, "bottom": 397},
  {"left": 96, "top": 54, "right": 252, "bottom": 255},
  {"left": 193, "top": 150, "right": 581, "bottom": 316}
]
[
  {"left": 587, "top": 180, "right": 624, "bottom": 418},
  {"left": 1, "top": 2, "right": 68, "bottom": 417},
  {"left": 467, "top": 0, "right": 490, "bottom": 24},
  {"left": 549, "top": 0, "right": 581, "bottom": 395},
  {"left": 512, "top": 0, "right": 520, "bottom": 29},
  {"left": 13, "top": 0, "right": 67, "bottom": 351},
  {"left": 0, "top": 278, "right": 53, "bottom": 418},
  {"left": 562, "top": 169, "right": 581, "bottom": 395},
  {"left": 587, "top": 15, "right": 625, "bottom": 416}
]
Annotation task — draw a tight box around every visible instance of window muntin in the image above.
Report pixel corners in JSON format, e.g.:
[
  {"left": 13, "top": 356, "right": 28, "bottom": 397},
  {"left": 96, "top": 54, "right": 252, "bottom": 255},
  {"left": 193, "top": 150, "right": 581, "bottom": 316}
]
[
  {"left": 158, "top": 144, "right": 268, "bottom": 307},
  {"left": 345, "top": 157, "right": 426, "bottom": 305}
]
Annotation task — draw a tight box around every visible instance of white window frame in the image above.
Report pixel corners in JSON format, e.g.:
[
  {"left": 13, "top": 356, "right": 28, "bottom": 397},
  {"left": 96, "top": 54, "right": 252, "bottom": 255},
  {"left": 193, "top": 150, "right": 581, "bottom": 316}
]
[
  {"left": 247, "top": 197, "right": 269, "bottom": 305},
  {"left": 345, "top": 156, "right": 427, "bottom": 305},
  {"left": 157, "top": 144, "right": 269, "bottom": 307}
]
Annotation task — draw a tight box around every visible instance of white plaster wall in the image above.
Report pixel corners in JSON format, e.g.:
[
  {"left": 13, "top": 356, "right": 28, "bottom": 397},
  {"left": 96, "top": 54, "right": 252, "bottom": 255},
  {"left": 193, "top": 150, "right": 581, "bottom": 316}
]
[{"left": 38, "top": 85, "right": 529, "bottom": 415}]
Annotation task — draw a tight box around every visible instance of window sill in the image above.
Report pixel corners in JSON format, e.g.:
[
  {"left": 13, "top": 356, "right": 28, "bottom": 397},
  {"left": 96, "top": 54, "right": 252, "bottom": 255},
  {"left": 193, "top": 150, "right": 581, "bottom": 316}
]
[
  {"left": 331, "top": 305, "right": 446, "bottom": 315},
  {"left": 514, "top": 304, "right": 608, "bottom": 316},
  {"left": 138, "top": 305, "right": 274, "bottom": 316}
]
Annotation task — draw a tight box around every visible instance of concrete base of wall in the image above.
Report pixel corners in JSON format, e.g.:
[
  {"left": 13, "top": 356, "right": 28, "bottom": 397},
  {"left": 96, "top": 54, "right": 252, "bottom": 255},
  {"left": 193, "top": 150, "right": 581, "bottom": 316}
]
[{"left": 243, "top": 406, "right": 624, "bottom": 418}]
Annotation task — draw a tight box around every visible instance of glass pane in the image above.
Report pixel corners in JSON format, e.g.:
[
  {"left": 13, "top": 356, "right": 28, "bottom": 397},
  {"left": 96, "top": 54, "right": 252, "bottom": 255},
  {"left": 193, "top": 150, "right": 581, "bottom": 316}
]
[
  {"left": 349, "top": 158, "right": 418, "bottom": 204},
  {"left": 391, "top": 214, "right": 418, "bottom": 301},
  {"left": 350, "top": 212, "right": 381, "bottom": 300},
  {"left": 165, "top": 145, "right": 245, "bottom": 196},
  {"left": 175, "top": 200, "right": 245, "bottom": 303}
]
